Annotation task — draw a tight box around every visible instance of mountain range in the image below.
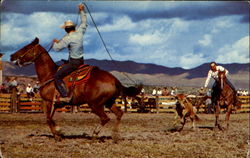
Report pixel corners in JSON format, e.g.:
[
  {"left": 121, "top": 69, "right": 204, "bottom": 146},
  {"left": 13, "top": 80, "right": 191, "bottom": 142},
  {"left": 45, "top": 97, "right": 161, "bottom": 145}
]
[{"left": 2, "top": 59, "right": 249, "bottom": 90}]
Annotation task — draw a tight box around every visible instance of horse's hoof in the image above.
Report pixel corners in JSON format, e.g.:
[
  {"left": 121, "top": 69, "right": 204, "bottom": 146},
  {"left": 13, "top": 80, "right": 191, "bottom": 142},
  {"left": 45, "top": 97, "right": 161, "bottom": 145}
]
[
  {"left": 218, "top": 125, "right": 224, "bottom": 131},
  {"left": 176, "top": 126, "right": 184, "bottom": 132},
  {"left": 54, "top": 135, "right": 63, "bottom": 142},
  {"left": 112, "top": 131, "right": 120, "bottom": 143},
  {"left": 214, "top": 125, "right": 224, "bottom": 131},
  {"left": 112, "top": 136, "right": 119, "bottom": 144}
]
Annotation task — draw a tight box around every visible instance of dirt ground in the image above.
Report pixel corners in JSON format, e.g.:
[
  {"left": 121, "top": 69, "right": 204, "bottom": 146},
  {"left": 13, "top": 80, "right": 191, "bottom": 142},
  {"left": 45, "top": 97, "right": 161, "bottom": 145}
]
[{"left": 0, "top": 112, "right": 249, "bottom": 158}]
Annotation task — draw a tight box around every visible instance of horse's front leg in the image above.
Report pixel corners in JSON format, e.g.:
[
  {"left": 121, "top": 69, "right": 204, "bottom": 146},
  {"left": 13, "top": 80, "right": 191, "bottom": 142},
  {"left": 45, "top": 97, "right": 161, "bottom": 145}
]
[
  {"left": 45, "top": 101, "right": 63, "bottom": 141},
  {"left": 225, "top": 104, "right": 233, "bottom": 130},
  {"left": 178, "top": 110, "right": 187, "bottom": 131},
  {"left": 215, "top": 103, "right": 223, "bottom": 130}
]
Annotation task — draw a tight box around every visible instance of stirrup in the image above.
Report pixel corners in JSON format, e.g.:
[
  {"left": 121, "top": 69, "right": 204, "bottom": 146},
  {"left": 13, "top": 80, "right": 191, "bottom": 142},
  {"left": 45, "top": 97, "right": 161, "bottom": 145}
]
[
  {"left": 53, "top": 90, "right": 72, "bottom": 102},
  {"left": 53, "top": 96, "right": 72, "bottom": 103},
  {"left": 59, "top": 97, "right": 72, "bottom": 103}
]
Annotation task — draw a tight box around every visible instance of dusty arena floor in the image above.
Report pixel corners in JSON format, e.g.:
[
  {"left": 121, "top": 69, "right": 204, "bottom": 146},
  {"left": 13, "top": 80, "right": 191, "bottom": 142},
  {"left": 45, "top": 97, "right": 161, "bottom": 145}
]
[{"left": 0, "top": 112, "right": 249, "bottom": 158}]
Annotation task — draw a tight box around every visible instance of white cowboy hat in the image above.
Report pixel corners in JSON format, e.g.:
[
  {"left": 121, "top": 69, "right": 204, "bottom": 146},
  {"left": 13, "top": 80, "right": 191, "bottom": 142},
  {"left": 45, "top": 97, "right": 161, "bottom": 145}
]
[{"left": 60, "top": 20, "right": 75, "bottom": 28}]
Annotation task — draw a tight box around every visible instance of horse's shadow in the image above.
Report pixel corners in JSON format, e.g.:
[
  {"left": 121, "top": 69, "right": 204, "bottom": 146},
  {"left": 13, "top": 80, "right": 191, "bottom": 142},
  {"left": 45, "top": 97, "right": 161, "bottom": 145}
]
[
  {"left": 166, "top": 125, "right": 215, "bottom": 133},
  {"left": 27, "top": 133, "right": 112, "bottom": 142}
]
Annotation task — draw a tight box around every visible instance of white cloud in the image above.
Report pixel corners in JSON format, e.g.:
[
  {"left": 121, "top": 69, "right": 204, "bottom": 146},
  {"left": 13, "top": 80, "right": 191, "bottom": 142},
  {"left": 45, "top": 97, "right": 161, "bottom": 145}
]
[
  {"left": 1, "top": 22, "right": 31, "bottom": 46},
  {"left": 170, "top": 18, "right": 190, "bottom": 33},
  {"left": 0, "top": 12, "right": 76, "bottom": 47},
  {"left": 211, "top": 17, "right": 233, "bottom": 34},
  {"left": 129, "top": 30, "right": 167, "bottom": 46},
  {"left": 1, "top": 6, "right": 248, "bottom": 70},
  {"left": 180, "top": 53, "right": 207, "bottom": 69},
  {"left": 91, "top": 12, "right": 109, "bottom": 22},
  {"left": 198, "top": 34, "right": 212, "bottom": 47},
  {"left": 129, "top": 18, "right": 189, "bottom": 46},
  {"left": 99, "top": 16, "right": 136, "bottom": 32},
  {"left": 216, "top": 36, "right": 250, "bottom": 63}
]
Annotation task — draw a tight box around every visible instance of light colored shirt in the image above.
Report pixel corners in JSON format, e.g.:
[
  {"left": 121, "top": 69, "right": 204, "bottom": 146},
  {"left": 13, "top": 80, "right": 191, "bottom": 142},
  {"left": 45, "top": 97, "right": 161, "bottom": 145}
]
[
  {"left": 204, "top": 65, "right": 228, "bottom": 88},
  {"left": 170, "top": 90, "right": 175, "bottom": 95},
  {"left": 205, "top": 98, "right": 212, "bottom": 105},
  {"left": 152, "top": 89, "right": 157, "bottom": 96},
  {"left": 53, "top": 11, "right": 87, "bottom": 59},
  {"left": 10, "top": 80, "right": 18, "bottom": 87},
  {"left": 26, "top": 86, "right": 33, "bottom": 93},
  {"left": 157, "top": 90, "right": 162, "bottom": 96}
]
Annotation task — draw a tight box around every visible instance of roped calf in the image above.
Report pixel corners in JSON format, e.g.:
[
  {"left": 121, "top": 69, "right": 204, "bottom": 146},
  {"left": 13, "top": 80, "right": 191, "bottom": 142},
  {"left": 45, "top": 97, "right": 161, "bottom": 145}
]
[{"left": 175, "top": 94, "right": 200, "bottom": 131}]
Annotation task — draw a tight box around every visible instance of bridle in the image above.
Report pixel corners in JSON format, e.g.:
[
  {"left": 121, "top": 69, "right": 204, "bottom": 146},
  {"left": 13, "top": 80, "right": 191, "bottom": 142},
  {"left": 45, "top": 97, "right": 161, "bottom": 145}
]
[
  {"left": 15, "top": 44, "right": 43, "bottom": 67},
  {"left": 217, "top": 71, "right": 234, "bottom": 101},
  {"left": 218, "top": 71, "right": 226, "bottom": 90}
]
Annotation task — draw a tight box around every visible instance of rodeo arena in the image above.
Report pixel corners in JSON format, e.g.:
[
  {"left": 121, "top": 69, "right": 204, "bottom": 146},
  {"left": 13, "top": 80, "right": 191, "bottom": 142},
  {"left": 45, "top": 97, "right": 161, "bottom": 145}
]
[
  {"left": 0, "top": 53, "right": 249, "bottom": 158},
  {"left": 1, "top": 2, "right": 250, "bottom": 158}
]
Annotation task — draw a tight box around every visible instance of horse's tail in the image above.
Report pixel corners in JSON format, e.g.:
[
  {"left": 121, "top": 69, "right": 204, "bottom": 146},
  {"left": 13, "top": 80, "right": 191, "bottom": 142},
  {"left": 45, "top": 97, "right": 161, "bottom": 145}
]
[{"left": 120, "top": 83, "right": 143, "bottom": 97}]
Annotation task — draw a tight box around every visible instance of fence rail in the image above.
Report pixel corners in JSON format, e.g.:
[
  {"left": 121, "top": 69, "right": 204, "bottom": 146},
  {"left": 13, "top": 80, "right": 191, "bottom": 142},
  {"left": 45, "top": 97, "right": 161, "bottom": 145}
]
[{"left": 0, "top": 93, "right": 249, "bottom": 114}]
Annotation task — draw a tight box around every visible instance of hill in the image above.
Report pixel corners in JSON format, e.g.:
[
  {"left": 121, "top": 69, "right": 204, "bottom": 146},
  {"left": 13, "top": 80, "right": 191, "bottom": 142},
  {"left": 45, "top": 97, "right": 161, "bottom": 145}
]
[{"left": 2, "top": 59, "right": 249, "bottom": 90}]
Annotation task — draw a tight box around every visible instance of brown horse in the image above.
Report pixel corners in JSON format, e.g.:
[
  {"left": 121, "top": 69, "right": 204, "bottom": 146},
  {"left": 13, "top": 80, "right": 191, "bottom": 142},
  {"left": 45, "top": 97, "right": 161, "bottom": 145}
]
[
  {"left": 10, "top": 38, "right": 142, "bottom": 141},
  {"left": 212, "top": 71, "right": 239, "bottom": 130}
]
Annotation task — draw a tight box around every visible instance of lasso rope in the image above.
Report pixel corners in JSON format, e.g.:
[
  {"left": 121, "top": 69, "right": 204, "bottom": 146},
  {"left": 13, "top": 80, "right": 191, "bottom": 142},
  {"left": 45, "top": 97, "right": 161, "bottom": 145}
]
[{"left": 81, "top": 2, "right": 137, "bottom": 85}]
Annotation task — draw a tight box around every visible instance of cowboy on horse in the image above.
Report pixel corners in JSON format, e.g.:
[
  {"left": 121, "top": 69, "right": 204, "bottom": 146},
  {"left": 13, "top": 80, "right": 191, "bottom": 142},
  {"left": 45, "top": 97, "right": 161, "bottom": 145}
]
[
  {"left": 204, "top": 62, "right": 240, "bottom": 109},
  {"left": 52, "top": 4, "right": 86, "bottom": 103},
  {"left": 10, "top": 4, "right": 142, "bottom": 142},
  {"left": 204, "top": 62, "right": 235, "bottom": 90}
]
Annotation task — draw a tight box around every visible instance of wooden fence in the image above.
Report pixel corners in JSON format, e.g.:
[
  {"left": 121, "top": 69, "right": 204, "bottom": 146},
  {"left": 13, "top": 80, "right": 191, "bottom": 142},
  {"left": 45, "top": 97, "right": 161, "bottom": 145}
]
[{"left": 0, "top": 93, "right": 249, "bottom": 114}]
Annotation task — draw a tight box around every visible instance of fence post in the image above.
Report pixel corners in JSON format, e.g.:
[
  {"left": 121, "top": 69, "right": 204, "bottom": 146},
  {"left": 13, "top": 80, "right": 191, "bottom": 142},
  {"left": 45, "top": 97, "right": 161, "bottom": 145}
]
[
  {"left": 124, "top": 97, "right": 127, "bottom": 113},
  {"left": 0, "top": 53, "right": 3, "bottom": 86},
  {"left": 156, "top": 96, "right": 159, "bottom": 114},
  {"left": 42, "top": 100, "right": 47, "bottom": 113},
  {"left": 11, "top": 87, "right": 18, "bottom": 113}
]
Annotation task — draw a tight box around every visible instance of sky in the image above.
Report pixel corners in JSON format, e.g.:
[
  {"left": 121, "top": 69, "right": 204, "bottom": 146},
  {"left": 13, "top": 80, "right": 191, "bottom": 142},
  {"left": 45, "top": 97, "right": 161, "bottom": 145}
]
[{"left": 0, "top": 1, "right": 249, "bottom": 69}]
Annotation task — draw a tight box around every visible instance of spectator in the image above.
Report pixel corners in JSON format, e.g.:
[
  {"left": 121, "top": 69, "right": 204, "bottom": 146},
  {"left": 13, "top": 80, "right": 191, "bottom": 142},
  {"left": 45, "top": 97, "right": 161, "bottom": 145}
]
[
  {"left": 140, "top": 88, "right": 145, "bottom": 95},
  {"left": 206, "top": 89, "right": 212, "bottom": 97},
  {"left": 205, "top": 97, "right": 213, "bottom": 114},
  {"left": 9, "top": 78, "right": 18, "bottom": 91},
  {"left": 162, "top": 87, "right": 169, "bottom": 96},
  {"left": 171, "top": 87, "right": 178, "bottom": 96},
  {"left": 152, "top": 88, "right": 157, "bottom": 96},
  {"left": 33, "top": 81, "right": 40, "bottom": 93},
  {"left": 157, "top": 88, "right": 162, "bottom": 96},
  {"left": 16, "top": 84, "right": 23, "bottom": 96},
  {"left": 198, "top": 87, "right": 205, "bottom": 96},
  {"left": 242, "top": 90, "right": 249, "bottom": 96},
  {"left": 0, "top": 83, "right": 7, "bottom": 93},
  {"left": 26, "top": 84, "right": 34, "bottom": 101}
]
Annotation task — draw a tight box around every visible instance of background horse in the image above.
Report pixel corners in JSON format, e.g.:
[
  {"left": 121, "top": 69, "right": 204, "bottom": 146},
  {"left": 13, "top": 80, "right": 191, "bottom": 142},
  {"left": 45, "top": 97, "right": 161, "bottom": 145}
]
[
  {"left": 10, "top": 38, "right": 142, "bottom": 141},
  {"left": 212, "top": 71, "right": 239, "bottom": 130}
]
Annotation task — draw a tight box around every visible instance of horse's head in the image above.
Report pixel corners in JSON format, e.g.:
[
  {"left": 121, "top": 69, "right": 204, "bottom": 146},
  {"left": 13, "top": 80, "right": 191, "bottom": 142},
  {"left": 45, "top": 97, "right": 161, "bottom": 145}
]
[
  {"left": 175, "top": 94, "right": 186, "bottom": 118},
  {"left": 218, "top": 71, "right": 226, "bottom": 89},
  {"left": 10, "top": 37, "right": 40, "bottom": 67},
  {"left": 175, "top": 94, "right": 186, "bottom": 103}
]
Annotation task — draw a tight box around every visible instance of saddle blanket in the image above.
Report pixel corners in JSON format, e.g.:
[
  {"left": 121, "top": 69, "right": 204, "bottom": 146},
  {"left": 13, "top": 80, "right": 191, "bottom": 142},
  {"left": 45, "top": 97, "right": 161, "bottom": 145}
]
[{"left": 62, "top": 64, "right": 96, "bottom": 87}]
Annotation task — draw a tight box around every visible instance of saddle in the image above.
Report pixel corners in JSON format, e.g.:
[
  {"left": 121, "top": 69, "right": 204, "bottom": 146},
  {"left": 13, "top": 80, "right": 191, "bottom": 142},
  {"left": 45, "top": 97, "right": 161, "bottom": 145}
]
[
  {"left": 64, "top": 64, "right": 96, "bottom": 88},
  {"left": 52, "top": 64, "right": 96, "bottom": 106}
]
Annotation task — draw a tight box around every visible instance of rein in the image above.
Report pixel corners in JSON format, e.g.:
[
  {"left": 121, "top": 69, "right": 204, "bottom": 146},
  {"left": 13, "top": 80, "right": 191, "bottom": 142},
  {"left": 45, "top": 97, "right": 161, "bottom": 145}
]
[
  {"left": 217, "top": 77, "right": 233, "bottom": 101},
  {"left": 39, "top": 78, "right": 55, "bottom": 90}
]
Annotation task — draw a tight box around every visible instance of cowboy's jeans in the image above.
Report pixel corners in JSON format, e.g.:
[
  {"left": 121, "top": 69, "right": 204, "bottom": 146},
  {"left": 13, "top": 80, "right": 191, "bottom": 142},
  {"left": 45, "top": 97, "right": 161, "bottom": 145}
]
[{"left": 54, "top": 57, "right": 84, "bottom": 97}]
